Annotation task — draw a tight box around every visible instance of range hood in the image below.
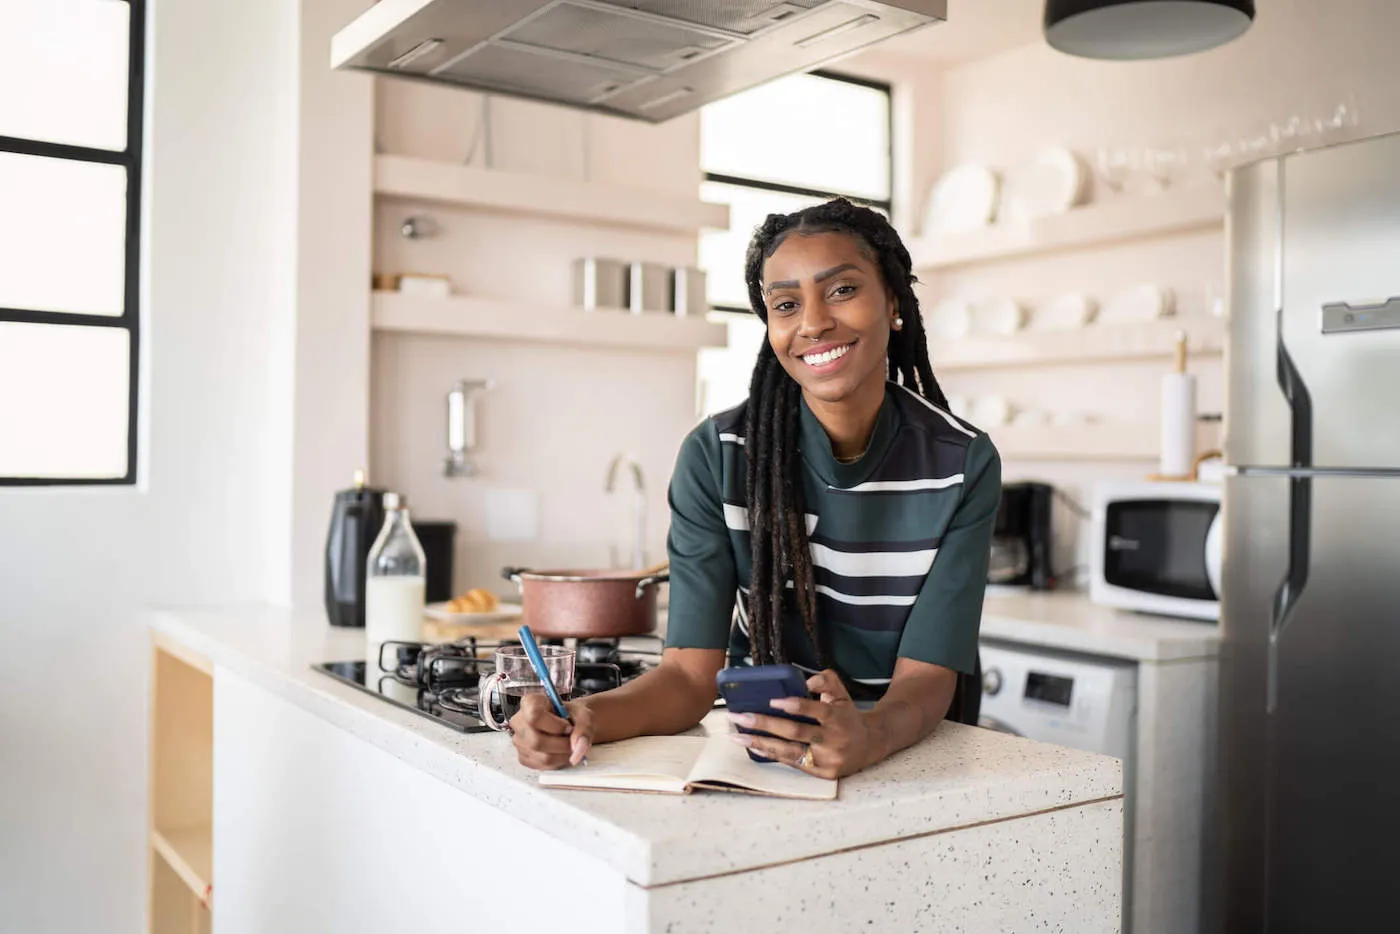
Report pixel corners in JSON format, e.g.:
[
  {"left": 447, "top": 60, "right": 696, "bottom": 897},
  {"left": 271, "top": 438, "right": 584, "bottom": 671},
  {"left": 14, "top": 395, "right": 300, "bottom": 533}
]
[{"left": 331, "top": 0, "right": 946, "bottom": 123}]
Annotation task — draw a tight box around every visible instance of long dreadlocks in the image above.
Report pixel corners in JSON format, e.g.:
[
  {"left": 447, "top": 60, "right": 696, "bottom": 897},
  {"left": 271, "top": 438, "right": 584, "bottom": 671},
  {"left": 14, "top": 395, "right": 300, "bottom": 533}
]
[{"left": 741, "top": 198, "right": 952, "bottom": 669}]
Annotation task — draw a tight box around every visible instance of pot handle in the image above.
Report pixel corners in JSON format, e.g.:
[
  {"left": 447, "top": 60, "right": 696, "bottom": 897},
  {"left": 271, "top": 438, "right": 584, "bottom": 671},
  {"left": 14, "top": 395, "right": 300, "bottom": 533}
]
[
  {"left": 501, "top": 566, "right": 526, "bottom": 584},
  {"left": 634, "top": 572, "right": 669, "bottom": 599}
]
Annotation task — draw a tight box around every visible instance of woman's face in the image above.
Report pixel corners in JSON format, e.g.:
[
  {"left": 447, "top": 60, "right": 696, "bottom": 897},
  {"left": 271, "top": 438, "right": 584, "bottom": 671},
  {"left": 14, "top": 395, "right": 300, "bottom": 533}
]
[{"left": 760, "top": 231, "right": 896, "bottom": 407}]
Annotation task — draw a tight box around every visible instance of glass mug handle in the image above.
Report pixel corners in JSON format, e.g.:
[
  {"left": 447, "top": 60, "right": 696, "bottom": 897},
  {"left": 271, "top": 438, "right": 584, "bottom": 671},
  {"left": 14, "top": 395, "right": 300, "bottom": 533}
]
[{"left": 478, "top": 671, "right": 510, "bottom": 731}]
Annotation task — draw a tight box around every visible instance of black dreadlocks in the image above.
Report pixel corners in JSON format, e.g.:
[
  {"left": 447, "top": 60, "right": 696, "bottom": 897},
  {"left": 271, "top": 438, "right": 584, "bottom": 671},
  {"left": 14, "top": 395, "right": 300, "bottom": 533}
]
[{"left": 741, "top": 197, "right": 951, "bottom": 669}]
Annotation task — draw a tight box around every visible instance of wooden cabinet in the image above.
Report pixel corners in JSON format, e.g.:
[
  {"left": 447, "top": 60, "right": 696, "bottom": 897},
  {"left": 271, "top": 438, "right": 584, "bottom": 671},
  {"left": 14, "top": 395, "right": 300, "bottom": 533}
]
[{"left": 148, "top": 634, "right": 213, "bottom": 934}]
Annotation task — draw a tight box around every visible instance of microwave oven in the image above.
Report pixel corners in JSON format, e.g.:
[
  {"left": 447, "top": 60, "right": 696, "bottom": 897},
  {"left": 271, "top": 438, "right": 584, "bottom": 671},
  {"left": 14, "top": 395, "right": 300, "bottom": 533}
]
[{"left": 1089, "top": 481, "right": 1223, "bottom": 621}]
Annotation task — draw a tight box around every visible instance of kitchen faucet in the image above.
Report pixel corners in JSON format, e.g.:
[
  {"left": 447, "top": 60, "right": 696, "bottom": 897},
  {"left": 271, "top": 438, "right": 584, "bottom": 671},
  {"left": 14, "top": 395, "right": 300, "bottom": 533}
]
[{"left": 604, "top": 454, "right": 646, "bottom": 570}]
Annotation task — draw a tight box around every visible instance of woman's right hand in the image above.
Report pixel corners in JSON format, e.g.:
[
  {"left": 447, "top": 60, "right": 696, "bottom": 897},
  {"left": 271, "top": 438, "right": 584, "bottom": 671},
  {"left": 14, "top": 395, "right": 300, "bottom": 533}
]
[{"left": 510, "top": 695, "right": 594, "bottom": 770}]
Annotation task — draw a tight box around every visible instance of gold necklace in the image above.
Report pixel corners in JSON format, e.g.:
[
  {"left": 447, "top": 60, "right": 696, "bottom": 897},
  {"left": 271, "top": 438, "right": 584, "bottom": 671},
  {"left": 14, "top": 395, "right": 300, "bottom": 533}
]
[{"left": 834, "top": 439, "right": 872, "bottom": 465}]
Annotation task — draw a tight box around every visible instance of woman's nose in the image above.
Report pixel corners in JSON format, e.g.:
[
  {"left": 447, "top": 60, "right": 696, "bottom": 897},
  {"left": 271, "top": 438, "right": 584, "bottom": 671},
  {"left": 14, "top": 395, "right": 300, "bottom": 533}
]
[{"left": 797, "top": 299, "right": 834, "bottom": 339}]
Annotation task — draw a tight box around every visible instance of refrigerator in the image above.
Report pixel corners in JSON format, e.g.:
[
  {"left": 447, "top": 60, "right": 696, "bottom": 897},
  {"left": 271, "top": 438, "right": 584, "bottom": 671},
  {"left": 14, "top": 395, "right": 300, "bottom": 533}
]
[{"left": 1216, "top": 130, "right": 1400, "bottom": 933}]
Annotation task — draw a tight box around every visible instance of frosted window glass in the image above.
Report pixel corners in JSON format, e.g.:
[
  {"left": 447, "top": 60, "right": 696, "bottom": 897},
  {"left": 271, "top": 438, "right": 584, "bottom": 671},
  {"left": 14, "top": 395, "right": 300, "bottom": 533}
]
[
  {"left": 698, "top": 313, "right": 768, "bottom": 416},
  {"left": 699, "top": 181, "right": 822, "bottom": 309},
  {"left": 0, "top": 322, "right": 129, "bottom": 479},
  {"left": 0, "top": 152, "right": 127, "bottom": 315},
  {"left": 0, "top": 0, "right": 130, "bottom": 151},
  {"left": 701, "top": 73, "right": 890, "bottom": 201}
]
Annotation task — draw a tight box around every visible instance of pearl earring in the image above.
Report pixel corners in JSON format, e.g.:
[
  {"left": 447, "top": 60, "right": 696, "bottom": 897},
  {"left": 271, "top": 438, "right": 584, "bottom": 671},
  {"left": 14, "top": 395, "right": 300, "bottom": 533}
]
[{"left": 893, "top": 315, "right": 904, "bottom": 331}]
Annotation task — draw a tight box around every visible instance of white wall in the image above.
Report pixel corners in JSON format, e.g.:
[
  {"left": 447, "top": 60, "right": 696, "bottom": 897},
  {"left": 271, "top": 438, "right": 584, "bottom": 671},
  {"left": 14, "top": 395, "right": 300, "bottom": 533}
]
[
  {"left": 367, "top": 82, "right": 706, "bottom": 589},
  {"left": 846, "top": 0, "right": 1400, "bottom": 578},
  {"left": 0, "top": 2, "right": 372, "bottom": 931}
]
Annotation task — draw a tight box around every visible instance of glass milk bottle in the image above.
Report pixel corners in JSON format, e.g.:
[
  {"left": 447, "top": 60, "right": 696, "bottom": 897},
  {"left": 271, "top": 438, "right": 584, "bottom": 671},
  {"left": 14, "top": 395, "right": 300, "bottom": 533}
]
[{"left": 365, "top": 492, "right": 427, "bottom": 654}]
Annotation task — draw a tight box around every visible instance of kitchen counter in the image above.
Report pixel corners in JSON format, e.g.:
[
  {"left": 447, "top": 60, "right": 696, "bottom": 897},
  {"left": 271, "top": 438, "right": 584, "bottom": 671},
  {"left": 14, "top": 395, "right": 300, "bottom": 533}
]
[
  {"left": 975, "top": 589, "right": 1221, "bottom": 934},
  {"left": 981, "top": 588, "right": 1220, "bottom": 662},
  {"left": 151, "top": 605, "right": 1125, "bottom": 933}
]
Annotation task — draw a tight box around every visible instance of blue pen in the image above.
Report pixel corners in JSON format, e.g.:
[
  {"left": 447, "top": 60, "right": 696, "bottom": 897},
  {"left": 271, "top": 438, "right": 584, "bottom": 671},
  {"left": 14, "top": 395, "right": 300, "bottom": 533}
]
[{"left": 516, "top": 625, "right": 573, "bottom": 723}]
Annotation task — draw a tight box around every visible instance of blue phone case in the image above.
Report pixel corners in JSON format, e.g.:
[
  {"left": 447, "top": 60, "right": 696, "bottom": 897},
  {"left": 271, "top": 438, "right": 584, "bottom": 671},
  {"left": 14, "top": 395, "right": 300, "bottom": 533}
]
[{"left": 716, "top": 664, "right": 817, "bottom": 763}]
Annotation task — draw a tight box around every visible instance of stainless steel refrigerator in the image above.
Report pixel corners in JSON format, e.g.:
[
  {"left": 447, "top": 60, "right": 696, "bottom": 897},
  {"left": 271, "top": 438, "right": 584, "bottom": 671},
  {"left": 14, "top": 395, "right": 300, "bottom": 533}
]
[{"left": 1216, "top": 130, "right": 1400, "bottom": 932}]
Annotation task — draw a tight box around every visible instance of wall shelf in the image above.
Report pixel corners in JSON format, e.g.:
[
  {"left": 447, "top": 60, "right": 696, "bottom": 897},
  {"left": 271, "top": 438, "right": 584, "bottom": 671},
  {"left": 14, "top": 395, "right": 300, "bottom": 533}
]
[
  {"left": 371, "top": 291, "right": 729, "bottom": 352},
  {"left": 149, "top": 634, "right": 214, "bottom": 933},
  {"left": 152, "top": 826, "right": 213, "bottom": 906},
  {"left": 374, "top": 154, "right": 730, "bottom": 234},
  {"left": 907, "top": 183, "right": 1224, "bottom": 271},
  {"left": 933, "top": 317, "right": 1224, "bottom": 371},
  {"left": 989, "top": 423, "right": 1159, "bottom": 461}
]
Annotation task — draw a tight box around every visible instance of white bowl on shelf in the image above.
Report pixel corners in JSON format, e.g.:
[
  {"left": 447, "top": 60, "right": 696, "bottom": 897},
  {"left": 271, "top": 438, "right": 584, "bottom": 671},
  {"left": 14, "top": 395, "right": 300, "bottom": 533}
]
[
  {"left": 967, "top": 394, "right": 1016, "bottom": 427},
  {"left": 1028, "top": 292, "right": 1098, "bottom": 332},
  {"left": 925, "top": 298, "right": 972, "bottom": 338},
  {"left": 968, "top": 296, "right": 1027, "bottom": 336},
  {"left": 1097, "top": 283, "right": 1175, "bottom": 325}
]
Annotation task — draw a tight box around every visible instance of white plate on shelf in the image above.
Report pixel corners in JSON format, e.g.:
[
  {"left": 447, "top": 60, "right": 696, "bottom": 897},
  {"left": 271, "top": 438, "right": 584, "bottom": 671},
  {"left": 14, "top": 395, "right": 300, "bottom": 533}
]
[
  {"left": 424, "top": 602, "right": 524, "bottom": 625},
  {"left": 925, "top": 298, "right": 972, "bottom": 338},
  {"left": 969, "top": 296, "right": 1026, "bottom": 336},
  {"left": 1003, "top": 146, "right": 1089, "bottom": 221},
  {"left": 1028, "top": 292, "right": 1098, "bottom": 331},
  {"left": 1097, "top": 284, "right": 1175, "bottom": 325},
  {"left": 922, "top": 164, "right": 1000, "bottom": 236}
]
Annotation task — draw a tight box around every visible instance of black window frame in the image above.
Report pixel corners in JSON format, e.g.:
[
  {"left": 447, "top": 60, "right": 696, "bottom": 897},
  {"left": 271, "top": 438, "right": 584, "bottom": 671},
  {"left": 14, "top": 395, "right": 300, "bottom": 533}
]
[
  {"left": 0, "top": 0, "right": 146, "bottom": 487},
  {"left": 704, "top": 68, "right": 894, "bottom": 314}
]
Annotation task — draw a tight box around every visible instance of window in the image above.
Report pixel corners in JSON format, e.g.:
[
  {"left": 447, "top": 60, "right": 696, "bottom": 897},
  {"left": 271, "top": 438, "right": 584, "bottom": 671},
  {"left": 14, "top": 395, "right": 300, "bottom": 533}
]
[
  {"left": 0, "top": 0, "right": 145, "bottom": 485},
  {"left": 696, "top": 70, "right": 892, "bottom": 416}
]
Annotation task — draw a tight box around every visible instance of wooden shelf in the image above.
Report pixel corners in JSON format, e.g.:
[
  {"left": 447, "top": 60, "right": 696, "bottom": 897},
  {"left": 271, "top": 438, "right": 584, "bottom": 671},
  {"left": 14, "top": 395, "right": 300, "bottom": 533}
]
[
  {"left": 371, "top": 291, "right": 729, "bottom": 351},
  {"left": 374, "top": 154, "right": 730, "bottom": 234},
  {"left": 933, "top": 318, "right": 1224, "bottom": 371},
  {"left": 990, "top": 423, "right": 1159, "bottom": 462},
  {"left": 152, "top": 826, "right": 213, "bottom": 906},
  {"left": 149, "top": 639, "right": 213, "bottom": 934},
  {"left": 907, "top": 184, "right": 1224, "bottom": 271}
]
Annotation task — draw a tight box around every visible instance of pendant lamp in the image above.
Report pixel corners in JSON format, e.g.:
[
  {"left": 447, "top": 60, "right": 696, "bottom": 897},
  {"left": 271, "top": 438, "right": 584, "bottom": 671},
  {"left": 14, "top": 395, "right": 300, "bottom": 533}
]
[{"left": 1044, "top": 0, "right": 1255, "bottom": 60}]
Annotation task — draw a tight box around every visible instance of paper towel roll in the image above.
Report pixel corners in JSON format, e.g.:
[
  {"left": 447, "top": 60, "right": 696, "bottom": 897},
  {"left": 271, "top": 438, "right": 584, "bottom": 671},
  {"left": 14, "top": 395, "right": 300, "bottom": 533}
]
[{"left": 1160, "top": 373, "right": 1197, "bottom": 477}]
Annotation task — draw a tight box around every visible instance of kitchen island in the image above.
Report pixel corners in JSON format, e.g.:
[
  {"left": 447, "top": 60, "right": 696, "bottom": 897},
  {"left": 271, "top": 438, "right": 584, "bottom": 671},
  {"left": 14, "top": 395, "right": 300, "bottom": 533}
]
[{"left": 149, "top": 606, "right": 1123, "bottom": 934}]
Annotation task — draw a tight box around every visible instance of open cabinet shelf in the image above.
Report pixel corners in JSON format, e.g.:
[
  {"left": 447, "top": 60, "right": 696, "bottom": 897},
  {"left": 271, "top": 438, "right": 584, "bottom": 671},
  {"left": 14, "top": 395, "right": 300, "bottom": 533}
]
[
  {"left": 374, "top": 153, "right": 731, "bottom": 234},
  {"left": 371, "top": 291, "right": 729, "bottom": 351},
  {"left": 990, "top": 423, "right": 1160, "bottom": 462},
  {"left": 149, "top": 633, "right": 214, "bottom": 933},
  {"left": 933, "top": 317, "right": 1224, "bottom": 371},
  {"left": 906, "top": 183, "right": 1225, "bottom": 271}
]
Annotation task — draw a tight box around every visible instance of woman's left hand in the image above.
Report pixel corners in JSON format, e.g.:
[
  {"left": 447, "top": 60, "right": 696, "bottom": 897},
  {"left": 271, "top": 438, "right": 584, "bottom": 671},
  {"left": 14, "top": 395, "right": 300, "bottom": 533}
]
[{"left": 728, "top": 670, "right": 875, "bottom": 779}]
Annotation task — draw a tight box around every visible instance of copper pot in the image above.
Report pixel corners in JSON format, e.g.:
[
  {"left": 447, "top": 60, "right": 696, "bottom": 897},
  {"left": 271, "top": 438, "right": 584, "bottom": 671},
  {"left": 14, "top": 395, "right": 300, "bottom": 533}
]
[{"left": 501, "top": 564, "right": 669, "bottom": 639}]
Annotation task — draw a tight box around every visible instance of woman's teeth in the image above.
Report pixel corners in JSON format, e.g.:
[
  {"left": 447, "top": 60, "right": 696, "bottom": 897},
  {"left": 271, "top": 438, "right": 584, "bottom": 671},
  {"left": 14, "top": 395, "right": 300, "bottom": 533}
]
[{"left": 803, "top": 344, "right": 850, "bottom": 366}]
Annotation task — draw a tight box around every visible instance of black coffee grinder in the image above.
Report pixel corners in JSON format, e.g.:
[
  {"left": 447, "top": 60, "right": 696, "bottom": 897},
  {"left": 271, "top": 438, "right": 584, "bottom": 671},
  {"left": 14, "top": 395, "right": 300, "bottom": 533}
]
[
  {"left": 324, "top": 469, "right": 386, "bottom": 627},
  {"left": 989, "top": 481, "right": 1056, "bottom": 591}
]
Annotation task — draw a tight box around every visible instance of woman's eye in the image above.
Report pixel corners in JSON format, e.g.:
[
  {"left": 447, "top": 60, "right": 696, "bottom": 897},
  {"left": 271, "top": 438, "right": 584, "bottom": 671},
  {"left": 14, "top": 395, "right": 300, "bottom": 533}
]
[
  {"left": 772, "top": 300, "right": 798, "bottom": 314},
  {"left": 831, "top": 284, "right": 857, "bottom": 298}
]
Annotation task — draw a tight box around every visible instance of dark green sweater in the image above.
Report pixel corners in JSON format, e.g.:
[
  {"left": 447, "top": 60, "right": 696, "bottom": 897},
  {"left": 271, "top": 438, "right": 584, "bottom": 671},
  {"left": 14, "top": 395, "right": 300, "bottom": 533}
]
[{"left": 664, "top": 382, "right": 1002, "bottom": 689}]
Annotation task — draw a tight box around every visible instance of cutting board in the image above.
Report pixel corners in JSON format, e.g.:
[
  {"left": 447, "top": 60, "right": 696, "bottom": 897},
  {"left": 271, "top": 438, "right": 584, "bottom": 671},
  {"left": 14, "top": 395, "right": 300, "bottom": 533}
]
[{"left": 421, "top": 615, "right": 522, "bottom": 645}]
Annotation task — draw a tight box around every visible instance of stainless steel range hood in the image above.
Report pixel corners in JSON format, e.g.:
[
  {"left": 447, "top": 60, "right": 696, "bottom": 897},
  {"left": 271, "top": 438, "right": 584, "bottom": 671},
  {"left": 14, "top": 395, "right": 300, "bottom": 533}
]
[{"left": 331, "top": 1, "right": 946, "bottom": 123}]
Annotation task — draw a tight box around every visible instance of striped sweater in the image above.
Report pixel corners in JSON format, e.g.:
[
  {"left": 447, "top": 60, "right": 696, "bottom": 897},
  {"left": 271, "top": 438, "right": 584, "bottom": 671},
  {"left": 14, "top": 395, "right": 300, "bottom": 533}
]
[{"left": 664, "top": 381, "right": 1002, "bottom": 689}]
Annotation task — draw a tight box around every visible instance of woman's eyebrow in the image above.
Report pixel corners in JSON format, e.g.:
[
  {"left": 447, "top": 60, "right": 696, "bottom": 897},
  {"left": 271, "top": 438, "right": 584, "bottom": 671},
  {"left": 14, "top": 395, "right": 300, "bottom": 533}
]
[{"left": 764, "top": 263, "right": 860, "bottom": 294}]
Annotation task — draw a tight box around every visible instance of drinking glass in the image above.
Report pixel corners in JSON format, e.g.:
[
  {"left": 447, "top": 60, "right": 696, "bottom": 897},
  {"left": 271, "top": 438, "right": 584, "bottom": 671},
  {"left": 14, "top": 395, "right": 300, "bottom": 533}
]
[{"left": 477, "top": 644, "right": 576, "bottom": 731}]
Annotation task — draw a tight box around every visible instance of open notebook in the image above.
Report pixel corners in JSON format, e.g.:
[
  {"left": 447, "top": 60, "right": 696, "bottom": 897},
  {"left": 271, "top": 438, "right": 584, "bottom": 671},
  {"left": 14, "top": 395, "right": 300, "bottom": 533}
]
[{"left": 538, "top": 733, "right": 837, "bottom": 800}]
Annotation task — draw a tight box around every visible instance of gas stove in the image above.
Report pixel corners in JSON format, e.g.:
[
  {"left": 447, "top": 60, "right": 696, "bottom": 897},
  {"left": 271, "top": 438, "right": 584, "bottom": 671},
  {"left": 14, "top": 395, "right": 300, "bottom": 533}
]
[{"left": 313, "top": 635, "right": 662, "bottom": 733}]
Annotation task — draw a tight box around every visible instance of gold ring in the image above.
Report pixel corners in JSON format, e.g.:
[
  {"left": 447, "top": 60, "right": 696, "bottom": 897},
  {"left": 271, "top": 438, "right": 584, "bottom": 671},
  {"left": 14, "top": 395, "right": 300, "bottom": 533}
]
[{"left": 798, "top": 744, "right": 816, "bottom": 769}]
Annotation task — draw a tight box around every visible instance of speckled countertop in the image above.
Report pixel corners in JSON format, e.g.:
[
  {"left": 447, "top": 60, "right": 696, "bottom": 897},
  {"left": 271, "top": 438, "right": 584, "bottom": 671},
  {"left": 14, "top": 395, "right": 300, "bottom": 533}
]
[
  {"left": 150, "top": 605, "right": 1122, "bottom": 888},
  {"left": 981, "top": 590, "right": 1221, "bottom": 662}
]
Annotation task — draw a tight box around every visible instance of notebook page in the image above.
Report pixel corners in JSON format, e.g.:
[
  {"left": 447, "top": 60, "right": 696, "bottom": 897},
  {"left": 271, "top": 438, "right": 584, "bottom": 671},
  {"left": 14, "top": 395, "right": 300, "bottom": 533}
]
[
  {"left": 538, "top": 735, "right": 704, "bottom": 794},
  {"left": 687, "top": 733, "right": 838, "bottom": 801}
]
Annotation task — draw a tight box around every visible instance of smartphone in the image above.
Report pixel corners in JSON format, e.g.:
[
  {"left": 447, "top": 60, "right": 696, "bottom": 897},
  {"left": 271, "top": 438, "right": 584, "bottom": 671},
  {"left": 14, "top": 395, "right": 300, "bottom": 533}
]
[{"left": 716, "top": 664, "right": 817, "bottom": 763}]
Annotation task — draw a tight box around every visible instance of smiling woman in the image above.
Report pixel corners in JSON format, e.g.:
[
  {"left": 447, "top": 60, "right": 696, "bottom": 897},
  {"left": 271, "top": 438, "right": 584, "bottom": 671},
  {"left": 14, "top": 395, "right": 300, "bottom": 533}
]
[{"left": 509, "top": 200, "right": 1001, "bottom": 781}]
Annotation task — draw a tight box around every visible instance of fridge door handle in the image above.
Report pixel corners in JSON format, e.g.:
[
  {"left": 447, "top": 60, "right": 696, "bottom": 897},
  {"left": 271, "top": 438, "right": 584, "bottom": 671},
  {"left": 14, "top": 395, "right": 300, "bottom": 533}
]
[{"left": 1267, "top": 308, "right": 1313, "bottom": 713}]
